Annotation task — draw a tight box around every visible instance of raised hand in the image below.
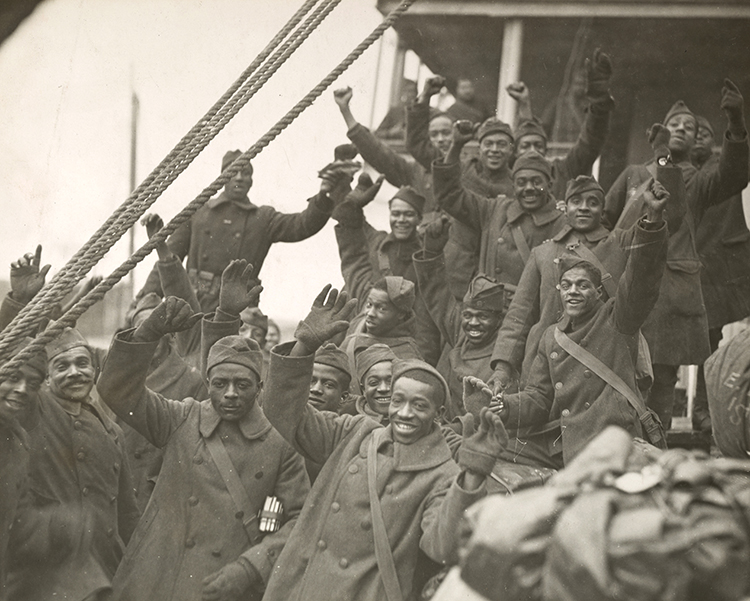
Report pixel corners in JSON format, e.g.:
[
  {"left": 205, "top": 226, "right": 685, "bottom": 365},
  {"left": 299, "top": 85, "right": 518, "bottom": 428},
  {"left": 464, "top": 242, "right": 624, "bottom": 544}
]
[
  {"left": 294, "top": 284, "right": 358, "bottom": 354},
  {"left": 647, "top": 123, "right": 671, "bottom": 165},
  {"left": 201, "top": 560, "right": 254, "bottom": 601},
  {"left": 421, "top": 213, "right": 451, "bottom": 255},
  {"left": 141, "top": 213, "right": 171, "bottom": 261},
  {"left": 333, "top": 87, "right": 354, "bottom": 108},
  {"left": 506, "top": 82, "right": 529, "bottom": 103},
  {"left": 417, "top": 76, "right": 446, "bottom": 104},
  {"left": 458, "top": 407, "right": 509, "bottom": 477},
  {"left": 462, "top": 376, "right": 493, "bottom": 419},
  {"left": 585, "top": 48, "right": 613, "bottom": 100},
  {"left": 643, "top": 178, "right": 670, "bottom": 222},
  {"left": 346, "top": 173, "right": 385, "bottom": 209},
  {"left": 318, "top": 160, "right": 362, "bottom": 194},
  {"left": 721, "top": 78, "right": 745, "bottom": 127},
  {"left": 132, "top": 296, "right": 202, "bottom": 343},
  {"left": 218, "top": 259, "right": 262, "bottom": 316},
  {"left": 10, "top": 245, "right": 52, "bottom": 305}
]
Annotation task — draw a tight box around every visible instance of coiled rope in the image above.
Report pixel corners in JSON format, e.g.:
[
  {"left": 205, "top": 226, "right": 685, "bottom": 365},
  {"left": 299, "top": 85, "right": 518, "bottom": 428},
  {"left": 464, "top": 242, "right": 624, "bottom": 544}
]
[{"left": 0, "top": 0, "right": 415, "bottom": 378}]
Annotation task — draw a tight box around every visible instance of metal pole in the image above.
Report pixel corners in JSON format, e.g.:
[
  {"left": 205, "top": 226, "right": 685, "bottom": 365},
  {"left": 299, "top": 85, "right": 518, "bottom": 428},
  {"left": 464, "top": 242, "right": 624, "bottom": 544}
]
[{"left": 128, "top": 90, "right": 139, "bottom": 293}]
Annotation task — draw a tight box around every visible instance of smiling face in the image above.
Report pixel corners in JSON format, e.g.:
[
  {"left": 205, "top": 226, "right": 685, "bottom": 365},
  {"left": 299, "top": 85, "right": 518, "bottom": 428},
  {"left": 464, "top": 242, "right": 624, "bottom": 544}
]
[
  {"left": 208, "top": 363, "right": 262, "bottom": 422},
  {"left": 224, "top": 166, "right": 253, "bottom": 201},
  {"left": 559, "top": 266, "right": 602, "bottom": 322},
  {"left": 516, "top": 134, "right": 547, "bottom": 157},
  {"left": 665, "top": 113, "right": 696, "bottom": 158},
  {"left": 479, "top": 133, "right": 513, "bottom": 173},
  {"left": 363, "top": 289, "right": 405, "bottom": 337},
  {"left": 308, "top": 363, "right": 348, "bottom": 413},
  {"left": 514, "top": 168, "right": 550, "bottom": 212},
  {"left": 389, "top": 198, "right": 421, "bottom": 241},
  {"left": 460, "top": 306, "right": 502, "bottom": 347},
  {"left": 429, "top": 115, "right": 454, "bottom": 156},
  {"left": 48, "top": 347, "right": 96, "bottom": 403},
  {"left": 0, "top": 365, "right": 43, "bottom": 425},
  {"left": 362, "top": 360, "right": 392, "bottom": 417},
  {"left": 388, "top": 376, "right": 443, "bottom": 444},
  {"left": 565, "top": 190, "right": 604, "bottom": 233}
]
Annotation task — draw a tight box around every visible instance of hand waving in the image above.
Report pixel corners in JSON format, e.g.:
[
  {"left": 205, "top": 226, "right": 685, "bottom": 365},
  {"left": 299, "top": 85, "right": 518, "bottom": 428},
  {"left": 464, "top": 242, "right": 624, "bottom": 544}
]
[
  {"left": 133, "top": 296, "right": 202, "bottom": 343},
  {"left": 218, "top": 259, "right": 262, "bottom": 316},
  {"left": 294, "top": 285, "right": 358, "bottom": 353},
  {"left": 457, "top": 407, "right": 509, "bottom": 477},
  {"left": 10, "top": 245, "right": 52, "bottom": 305}
]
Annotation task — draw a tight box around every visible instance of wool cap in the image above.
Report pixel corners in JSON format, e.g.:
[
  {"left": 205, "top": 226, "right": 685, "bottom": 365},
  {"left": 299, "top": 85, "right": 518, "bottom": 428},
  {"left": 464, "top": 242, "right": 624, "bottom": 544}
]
[
  {"left": 512, "top": 150, "right": 552, "bottom": 180},
  {"left": 392, "top": 358, "right": 451, "bottom": 409},
  {"left": 315, "top": 343, "right": 351, "bottom": 383},
  {"left": 696, "top": 115, "right": 715, "bottom": 137},
  {"left": 557, "top": 254, "right": 602, "bottom": 287},
  {"left": 428, "top": 108, "right": 453, "bottom": 122},
  {"left": 222, "top": 149, "right": 253, "bottom": 174},
  {"left": 391, "top": 186, "right": 426, "bottom": 215},
  {"left": 355, "top": 343, "right": 396, "bottom": 384},
  {"left": 515, "top": 117, "right": 548, "bottom": 142},
  {"left": 384, "top": 276, "right": 416, "bottom": 313},
  {"left": 565, "top": 175, "right": 605, "bottom": 202},
  {"left": 663, "top": 101, "right": 696, "bottom": 127},
  {"left": 45, "top": 328, "right": 90, "bottom": 362},
  {"left": 463, "top": 274, "right": 505, "bottom": 313},
  {"left": 126, "top": 292, "right": 162, "bottom": 327},
  {"left": 476, "top": 117, "right": 514, "bottom": 143},
  {"left": 207, "top": 335, "right": 263, "bottom": 380}
]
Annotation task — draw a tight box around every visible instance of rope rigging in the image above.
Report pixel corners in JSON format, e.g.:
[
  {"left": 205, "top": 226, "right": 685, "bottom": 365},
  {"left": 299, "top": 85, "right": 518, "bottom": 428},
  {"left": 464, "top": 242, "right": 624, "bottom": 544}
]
[{"left": 0, "top": 0, "right": 416, "bottom": 379}]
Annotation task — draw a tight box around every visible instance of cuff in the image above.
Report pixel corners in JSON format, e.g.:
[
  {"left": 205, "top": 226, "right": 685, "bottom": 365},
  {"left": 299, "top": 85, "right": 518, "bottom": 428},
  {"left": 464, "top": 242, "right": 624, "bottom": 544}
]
[
  {"left": 458, "top": 446, "right": 497, "bottom": 477},
  {"left": 237, "top": 556, "right": 264, "bottom": 592},
  {"left": 310, "top": 192, "right": 334, "bottom": 215}
]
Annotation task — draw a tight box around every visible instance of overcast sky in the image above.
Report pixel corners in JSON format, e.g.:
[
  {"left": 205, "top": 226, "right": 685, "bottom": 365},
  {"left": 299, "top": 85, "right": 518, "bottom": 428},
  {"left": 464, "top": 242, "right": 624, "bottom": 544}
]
[{"left": 0, "top": 0, "right": 413, "bottom": 331}]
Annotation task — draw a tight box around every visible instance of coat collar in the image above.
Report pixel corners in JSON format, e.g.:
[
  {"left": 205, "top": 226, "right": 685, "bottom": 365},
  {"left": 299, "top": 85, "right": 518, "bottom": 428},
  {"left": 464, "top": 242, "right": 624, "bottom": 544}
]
[
  {"left": 206, "top": 191, "right": 258, "bottom": 212},
  {"left": 364, "top": 422, "right": 453, "bottom": 472},
  {"left": 507, "top": 198, "right": 561, "bottom": 226},
  {"left": 45, "top": 389, "right": 117, "bottom": 435},
  {"left": 552, "top": 223, "right": 610, "bottom": 244},
  {"left": 198, "top": 399, "right": 272, "bottom": 439},
  {"left": 355, "top": 396, "right": 388, "bottom": 424}
]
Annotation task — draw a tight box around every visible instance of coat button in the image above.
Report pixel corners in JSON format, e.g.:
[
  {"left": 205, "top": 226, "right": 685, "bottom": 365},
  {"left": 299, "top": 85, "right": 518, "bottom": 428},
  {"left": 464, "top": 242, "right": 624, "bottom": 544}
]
[
  {"left": 331, "top": 502, "right": 340, "bottom": 513},
  {"left": 188, "top": 496, "right": 199, "bottom": 506},
  {"left": 82, "top": 487, "right": 89, "bottom": 496},
  {"left": 77, "top": 452, "right": 85, "bottom": 461},
  {"left": 106, "top": 528, "right": 114, "bottom": 538},
  {"left": 584, "top": 402, "right": 591, "bottom": 408},
  {"left": 555, "top": 382, "right": 563, "bottom": 390},
  {"left": 113, "top": 463, "right": 120, "bottom": 471},
  {"left": 339, "top": 558, "right": 349, "bottom": 569},
  {"left": 74, "top": 421, "right": 82, "bottom": 430},
  {"left": 584, "top": 370, "right": 592, "bottom": 378},
  {"left": 562, "top": 409, "right": 570, "bottom": 417},
  {"left": 193, "top": 456, "right": 203, "bottom": 465},
  {"left": 385, "top": 485, "right": 393, "bottom": 494},
  {"left": 134, "top": 451, "right": 142, "bottom": 459},
  {"left": 348, "top": 464, "right": 359, "bottom": 474},
  {"left": 234, "top": 232, "right": 241, "bottom": 239},
  {"left": 186, "top": 539, "right": 195, "bottom": 548},
  {"left": 317, "top": 540, "right": 327, "bottom": 550},
  {"left": 360, "top": 520, "right": 371, "bottom": 531},
  {"left": 550, "top": 351, "right": 558, "bottom": 359},
  {"left": 212, "top": 550, "right": 222, "bottom": 558},
  {"left": 235, "top": 511, "right": 244, "bottom": 520},
  {"left": 497, "top": 237, "right": 504, "bottom": 244},
  {"left": 255, "top": 471, "right": 263, "bottom": 479}
]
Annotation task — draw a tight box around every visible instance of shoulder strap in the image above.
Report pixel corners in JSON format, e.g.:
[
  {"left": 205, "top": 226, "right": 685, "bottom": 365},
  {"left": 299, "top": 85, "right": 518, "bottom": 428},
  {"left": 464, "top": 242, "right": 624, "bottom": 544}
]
[
  {"left": 205, "top": 434, "right": 259, "bottom": 543},
  {"left": 510, "top": 224, "right": 531, "bottom": 264},
  {"left": 568, "top": 240, "right": 616, "bottom": 299},
  {"left": 367, "top": 433, "right": 404, "bottom": 601},
  {"left": 615, "top": 167, "right": 655, "bottom": 230},
  {"left": 553, "top": 328, "right": 666, "bottom": 448}
]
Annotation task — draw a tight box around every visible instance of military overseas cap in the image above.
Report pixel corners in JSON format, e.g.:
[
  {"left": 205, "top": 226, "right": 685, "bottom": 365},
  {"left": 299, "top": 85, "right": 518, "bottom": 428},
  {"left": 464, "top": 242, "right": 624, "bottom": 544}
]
[
  {"left": 355, "top": 343, "right": 396, "bottom": 384},
  {"left": 221, "top": 149, "right": 252, "bottom": 174},
  {"left": 463, "top": 274, "right": 505, "bottom": 313},
  {"left": 512, "top": 150, "right": 552, "bottom": 180},
  {"left": 696, "top": 115, "right": 715, "bottom": 137},
  {"left": 315, "top": 343, "right": 352, "bottom": 383},
  {"left": 663, "top": 101, "right": 696, "bottom": 127},
  {"left": 476, "top": 117, "right": 514, "bottom": 143},
  {"left": 392, "top": 358, "right": 451, "bottom": 409},
  {"left": 45, "top": 328, "right": 90, "bottom": 362},
  {"left": 207, "top": 335, "right": 264, "bottom": 380},
  {"left": 515, "top": 117, "right": 548, "bottom": 142},
  {"left": 126, "top": 292, "right": 162, "bottom": 327},
  {"left": 391, "top": 186, "right": 426, "bottom": 215},
  {"left": 565, "top": 175, "right": 605, "bottom": 202},
  {"left": 557, "top": 254, "right": 602, "bottom": 288},
  {"left": 384, "top": 276, "right": 416, "bottom": 313}
]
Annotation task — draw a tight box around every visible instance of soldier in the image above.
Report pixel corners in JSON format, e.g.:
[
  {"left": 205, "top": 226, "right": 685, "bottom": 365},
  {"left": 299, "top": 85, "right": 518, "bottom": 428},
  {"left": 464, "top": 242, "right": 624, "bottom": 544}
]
[
  {"left": 352, "top": 343, "right": 396, "bottom": 422},
  {"left": 262, "top": 285, "right": 508, "bottom": 601},
  {"left": 137, "top": 150, "right": 338, "bottom": 312},
  {"left": 604, "top": 80, "right": 749, "bottom": 428}
]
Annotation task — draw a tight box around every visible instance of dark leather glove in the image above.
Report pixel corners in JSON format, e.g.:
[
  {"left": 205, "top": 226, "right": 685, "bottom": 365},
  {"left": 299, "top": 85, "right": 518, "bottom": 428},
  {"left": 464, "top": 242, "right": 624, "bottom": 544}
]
[
  {"left": 294, "top": 285, "right": 358, "bottom": 353},
  {"left": 462, "top": 376, "right": 493, "bottom": 419},
  {"left": 421, "top": 214, "right": 451, "bottom": 255},
  {"left": 132, "top": 296, "right": 202, "bottom": 343},
  {"left": 585, "top": 48, "right": 612, "bottom": 100},
  {"left": 346, "top": 173, "right": 385, "bottom": 209}
]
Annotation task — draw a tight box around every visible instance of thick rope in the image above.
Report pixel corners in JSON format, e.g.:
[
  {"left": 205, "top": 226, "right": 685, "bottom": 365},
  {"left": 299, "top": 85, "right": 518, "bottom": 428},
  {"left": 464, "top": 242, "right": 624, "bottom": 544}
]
[
  {"left": 0, "top": 0, "right": 416, "bottom": 378},
  {"left": 0, "top": 0, "right": 340, "bottom": 355}
]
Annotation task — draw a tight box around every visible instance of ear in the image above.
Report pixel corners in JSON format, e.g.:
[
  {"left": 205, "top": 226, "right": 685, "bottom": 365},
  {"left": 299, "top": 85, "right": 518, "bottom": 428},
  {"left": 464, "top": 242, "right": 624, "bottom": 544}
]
[
  {"left": 596, "top": 286, "right": 603, "bottom": 299},
  {"left": 435, "top": 404, "right": 446, "bottom": 422}
]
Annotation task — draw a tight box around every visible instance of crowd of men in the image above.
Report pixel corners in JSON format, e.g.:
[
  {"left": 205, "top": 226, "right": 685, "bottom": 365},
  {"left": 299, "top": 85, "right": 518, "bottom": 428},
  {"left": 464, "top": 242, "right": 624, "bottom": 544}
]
[{"left": 2, "top": 47, "right": 750, "bottom": 601}]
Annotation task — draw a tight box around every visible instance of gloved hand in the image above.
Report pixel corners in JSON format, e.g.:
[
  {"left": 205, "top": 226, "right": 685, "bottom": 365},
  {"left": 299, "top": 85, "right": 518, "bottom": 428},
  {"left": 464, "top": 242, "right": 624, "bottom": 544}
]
[
  {"left": 462, "top": 376, "right": 493, "bottom": 419},
  {"left": 218, "top": 259, "right": 262, "bottom": 316},
  {"left": 417, "top": 75, "right": 446, "bottom": 105},
  {"left": 133, "top": 296, "right": 202, "bottom": 343},
  {"left": 345, "top": 173, "right": 385, "bottom": 209},
  {"left": 318, "top": 160, "right": 361, "bottom": 194},
  {"left": 452, "top": 120, "right": 477, "bottom": 147},
  {"left": 487, "top": 362, "right": 514, "bottom": 397},
  {"left": 647, "top": 123, "right": 671, "bottom": 165},
  {"left": 202, "top": 560, "right": 257, "bottom": 601},
  {"left": 458, "top": 407, "right": 509, "bottom": 477},
  {"left": 334, "top": 143, "right": 358, "bottom": 162},
  {"left": 421, "top": 214, "right": 451, "bottom": 255},
  {"left": 294, "top": 284, "right": 358, "bottom": 353},
  {"left": 585, "top": 48, "right": 613, "bottom": 101},
  {"left": 10, "top": 245, "right": 51, "bottom": 305},
  {"left": 721, "top": 78, "right": 745, "bottom": 127}
]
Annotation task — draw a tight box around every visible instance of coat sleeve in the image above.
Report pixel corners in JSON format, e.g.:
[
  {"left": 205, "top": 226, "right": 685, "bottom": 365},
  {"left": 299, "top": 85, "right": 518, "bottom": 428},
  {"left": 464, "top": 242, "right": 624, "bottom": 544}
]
[
  {"left": 334, "top": 219, "right": 379, "bottom": 311},
  {"left": 263, "top": 342, "right": 368, "bottom": 466},
  {"left": 97, "top": 331, "right": 192, "bottom": 448},
  {"left": 0, "top": 293, "right": 24, "bottom": 331},
  {"left": 114, "top": 423, "right": 141, "bottom": 545},
  {"left": 406, "top": 103, "right": 442, "bottom": 171},
  {"left": 348, "top": 123, "right": 417, "bottom": 187},
  {"left": 157, "top": 255, "right": 202, "bottom": 359},
  {"left": 612, "top": 219, "right": 669, "bottom": 335},
  {"left": 551, "top": 102, "right": 611, "bottom": 186},
  {"left": 432, "top": 160, "right": 485, "bottom": 232},
  {"left": 413, "top": 250, "right": 462, "bottom": 346},
  {"left": 420, "top": 467, "right": 487, "bottom": 565},
  {"left": 491, "top": 248, "right": 544, "bottom": 371},
  {"left": 239, "top": 439, "right": 310, "bottom": 586},
  {"left": 266, "top": 193, "right": 333, "bottom": 243},
  {"left": 603, "top": 167, "right": 631, "bottom": 229}
]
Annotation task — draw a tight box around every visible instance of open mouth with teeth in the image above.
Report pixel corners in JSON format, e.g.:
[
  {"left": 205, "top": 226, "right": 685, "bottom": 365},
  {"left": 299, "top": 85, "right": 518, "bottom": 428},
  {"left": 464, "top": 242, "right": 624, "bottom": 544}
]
[{"left": 392, "top": 421, "right": 418, "bottom": 435}]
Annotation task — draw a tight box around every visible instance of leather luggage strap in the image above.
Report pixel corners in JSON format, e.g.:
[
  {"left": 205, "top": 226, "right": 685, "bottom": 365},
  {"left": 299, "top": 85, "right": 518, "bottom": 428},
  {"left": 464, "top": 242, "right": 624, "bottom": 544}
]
[
  {"left": 367, "top": 433, "right": 403, "bottom": 601},
  {"left": 510, "top": 224, "right": 531, "bottom": 264}
]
